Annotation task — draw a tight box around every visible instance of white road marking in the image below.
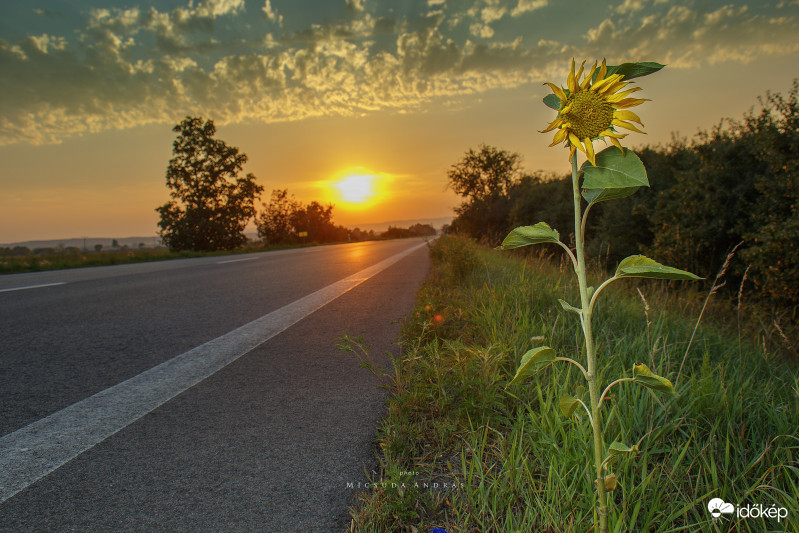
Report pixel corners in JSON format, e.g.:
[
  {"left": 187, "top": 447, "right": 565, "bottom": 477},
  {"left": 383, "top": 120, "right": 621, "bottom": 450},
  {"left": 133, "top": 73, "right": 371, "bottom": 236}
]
[
  {"left": 0, "top": 239, "right": 429, "bottom": 504},
  {"left": 217, "top": 257, "right": 259, "bottom": 264},
  {"left": 0, "top": 282, "right": 66, "bottom": 293}
]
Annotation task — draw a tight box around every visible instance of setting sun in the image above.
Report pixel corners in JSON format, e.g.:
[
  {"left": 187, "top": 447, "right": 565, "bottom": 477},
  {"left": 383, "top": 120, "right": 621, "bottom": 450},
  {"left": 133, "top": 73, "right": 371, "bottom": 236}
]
[
  {"left": 320, "top": 167, "right": 394, "bottom": 213},
  {"left": 336, "top": 175, "right": 374, "bottom": 203}
]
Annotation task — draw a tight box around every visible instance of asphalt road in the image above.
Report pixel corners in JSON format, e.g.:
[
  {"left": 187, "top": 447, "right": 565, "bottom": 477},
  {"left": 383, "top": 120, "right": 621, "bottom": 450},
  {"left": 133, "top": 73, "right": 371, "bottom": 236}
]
[{"left": 0, "top": 238, "right": 432, "bottom": 532}]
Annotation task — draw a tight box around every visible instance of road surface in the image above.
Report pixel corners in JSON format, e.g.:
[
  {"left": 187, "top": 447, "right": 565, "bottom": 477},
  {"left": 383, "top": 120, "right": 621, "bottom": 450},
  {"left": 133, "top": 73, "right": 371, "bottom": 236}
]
[{"left": 0, "top": 238, "right": 431, "bottom": 532}]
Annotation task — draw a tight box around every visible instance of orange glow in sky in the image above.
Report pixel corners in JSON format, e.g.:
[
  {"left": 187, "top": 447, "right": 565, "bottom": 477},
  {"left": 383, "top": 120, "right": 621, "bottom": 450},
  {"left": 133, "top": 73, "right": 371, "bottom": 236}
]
[{"left": 1, "top": 1, "right": 798, "bottom": 243}]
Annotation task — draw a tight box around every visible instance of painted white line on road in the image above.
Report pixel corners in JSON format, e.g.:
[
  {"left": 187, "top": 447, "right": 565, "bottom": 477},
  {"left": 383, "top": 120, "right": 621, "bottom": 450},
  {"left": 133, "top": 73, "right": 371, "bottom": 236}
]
[
  {"left": 217, "top": 257, "right": 259, "bottom": 264},
  {"left": 0, "top": 239, "right": 429, "bottom": 504},
  {"left": 0, "top": 282, "right": 66, "bottom": 293}
]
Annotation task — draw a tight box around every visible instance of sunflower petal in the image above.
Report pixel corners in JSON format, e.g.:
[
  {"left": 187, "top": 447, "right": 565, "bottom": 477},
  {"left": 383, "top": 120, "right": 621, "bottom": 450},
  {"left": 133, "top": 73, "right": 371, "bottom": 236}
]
[
  {"left": 549, "top": 128, "right": 569, "bottom": 146},
  {"left": 599, "top": 129, "right": 627, "bottom": 139},
  {"left": 581, "top": 61, "right": 598, "bottom": 90},
  {"left": 614, "top": 109, "right": 643, "bottom": 125},
  {"left": 612, "top": 119, "right": 646, "bottom": 134},
  {"left": 597, "top": 79, "right": 630, "bottom": 97},
  {"left": 545, "top": 82, "right": 568, "bottom": 103},
  {"left": 597, "top": 59, "right": 608, "bottom": 81},
  {"left": 541, "top": 117, "right": 565, "bottom": 133},
  {"left": 567, "top": 59, "right": 577, "bottom": 93},
  {"left": 606, "top": 87, "right": 643, "bottom": 103},
  {"left": 614, "top": 97, "right": 649, "bottom": 109},
  {"left": 584, "top": 138, "right": 596, "bottom": 166},
  {"left": 610, "top": 136, "right": 624, "bottom": 153},
  {"left": 569, "top": 133, "right": 586, "bottom": 154},
  {"left": 574, "top": 60, "right": 586, "bottom": 87},
  {"left": 591, "top": 73, "right": 623, "bottom": 92}
]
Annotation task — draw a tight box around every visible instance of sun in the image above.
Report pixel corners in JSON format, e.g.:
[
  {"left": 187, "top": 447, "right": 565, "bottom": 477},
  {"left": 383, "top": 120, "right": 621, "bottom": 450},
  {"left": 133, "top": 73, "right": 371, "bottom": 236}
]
[{"left": 335, "top": 174, "right": 375, "bottom": 203}]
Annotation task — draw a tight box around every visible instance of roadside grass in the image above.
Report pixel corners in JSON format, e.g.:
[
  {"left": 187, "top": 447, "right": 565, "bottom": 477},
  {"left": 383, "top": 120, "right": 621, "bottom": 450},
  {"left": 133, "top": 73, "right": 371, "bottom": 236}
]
[
  {"left": 347, "top": 235, "right": 799, "bottom": 533},
  {"left": 0, "top": 242, "right": 320, "bottom": 275}
]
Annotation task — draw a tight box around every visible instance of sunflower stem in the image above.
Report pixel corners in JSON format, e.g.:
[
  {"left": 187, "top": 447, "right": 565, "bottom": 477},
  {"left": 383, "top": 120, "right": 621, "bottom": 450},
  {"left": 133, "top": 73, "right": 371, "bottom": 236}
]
[{"left": 571, "top": 154, "right": 608, "bottom": 532}]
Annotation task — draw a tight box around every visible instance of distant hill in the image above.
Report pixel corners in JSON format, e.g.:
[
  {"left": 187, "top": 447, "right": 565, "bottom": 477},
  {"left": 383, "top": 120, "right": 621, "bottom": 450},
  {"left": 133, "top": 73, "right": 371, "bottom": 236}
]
[
  {"left": 2, "top": 216, "right": 454, "bottom": 250},
  {"left": 344, "top": 216, "right": 454, "bottom": 234}
]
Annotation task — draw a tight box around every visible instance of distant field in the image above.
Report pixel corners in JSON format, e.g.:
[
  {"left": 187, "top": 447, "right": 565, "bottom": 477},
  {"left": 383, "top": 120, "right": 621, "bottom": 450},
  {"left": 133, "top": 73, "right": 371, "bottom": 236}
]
[{"left": 0, "top": 243, "right": 309, "bottom": 275}]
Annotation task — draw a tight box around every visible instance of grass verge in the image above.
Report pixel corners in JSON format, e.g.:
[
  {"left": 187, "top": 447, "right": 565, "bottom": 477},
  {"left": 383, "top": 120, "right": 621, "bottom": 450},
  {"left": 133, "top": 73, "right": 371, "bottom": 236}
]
[
  {"left": 346, "top": 235, "right": 798, "bottom": 533},
  {"left": 0, "top": 242, "right": 324, "bottom": 275}
]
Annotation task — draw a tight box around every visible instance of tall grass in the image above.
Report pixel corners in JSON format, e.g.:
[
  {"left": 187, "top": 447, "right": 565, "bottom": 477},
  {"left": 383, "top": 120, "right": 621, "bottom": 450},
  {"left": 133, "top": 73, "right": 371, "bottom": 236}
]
[{"left": 348, "top": 236, "right": 798, "bottom": 533}]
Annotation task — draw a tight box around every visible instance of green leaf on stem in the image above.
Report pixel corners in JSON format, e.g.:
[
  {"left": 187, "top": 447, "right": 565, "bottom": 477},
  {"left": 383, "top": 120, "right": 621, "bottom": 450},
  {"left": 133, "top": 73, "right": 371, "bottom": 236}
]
[
  {"left": 544, "top": 93, "right": 562, "bottom": 110},
  {"left": 603, "top": 442, "right": 639, "bottom": 473},
  {"left": 632, "top": 363, "right": 676, "bottom": 396},
  {"left": 582, "top": 186, "right": 641, "bottom": 205},
  {"left": 558, "top": 299, "right": 582, "bottom": 315},
  {"left": 607, "top": 61, "right": 665, "bottom": 80},
  {"left": 604, "top": 473, "right": 619, "bottom": 491},
  {"left": 497, "top": 222, "right": 560, "bottom": 250},
  {"left": 592, "top": 62, "right": 666, "bottom": 83},
  {"left": 507, "top": 346, "right": 557, "bottom": 387},
  {"left": 581, "top": 147, "right": 648, "bottom": 207},
  {"left": 608, "top": 441, "right": 639, "bottom": 457},
  {"left": 559, "top": 395, "right": 581, "bottom": 418},
  {"left": 615, "top": 255, "right": 702, "bottom": 280}
]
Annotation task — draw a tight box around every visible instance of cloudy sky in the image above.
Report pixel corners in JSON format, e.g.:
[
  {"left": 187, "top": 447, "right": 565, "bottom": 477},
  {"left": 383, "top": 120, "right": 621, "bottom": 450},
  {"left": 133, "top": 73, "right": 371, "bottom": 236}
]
[{"left": 1, "top": 0, "right": 798, "bottom": 243}]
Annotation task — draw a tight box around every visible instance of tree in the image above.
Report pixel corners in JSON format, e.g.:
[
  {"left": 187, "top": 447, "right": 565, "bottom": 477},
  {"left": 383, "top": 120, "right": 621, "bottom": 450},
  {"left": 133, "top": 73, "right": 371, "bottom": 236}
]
[
  {"left": 447, "top": 144, "right": 524, "bottom": 241},
  {"left": 448, "top": 144, "right": 520, "bottom": 202},
  {"left": 256, "top": 189, "right": 302, "bottom": 244},
  {"left": 291, "top": 201, "right": 344, "bottom": 243},
  {"left": 156, "top": 116, "right": 264, "bottom": 251},
  {"left": 256, "top": 190, "right": 348, "bottom": 244}
]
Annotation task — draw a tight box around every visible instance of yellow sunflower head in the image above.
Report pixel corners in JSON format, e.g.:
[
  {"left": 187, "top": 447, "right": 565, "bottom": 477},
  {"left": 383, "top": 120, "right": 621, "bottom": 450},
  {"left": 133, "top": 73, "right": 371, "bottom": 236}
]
[{"left": 542, "top": 59, "right": 649, "bottom": 166}]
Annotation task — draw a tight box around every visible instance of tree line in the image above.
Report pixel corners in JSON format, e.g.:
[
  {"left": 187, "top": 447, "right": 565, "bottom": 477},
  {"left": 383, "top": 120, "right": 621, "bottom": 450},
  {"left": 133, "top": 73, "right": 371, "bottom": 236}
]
[
  {"left": 155, "top": 116, "right": 435, "bottom": 253},
  {"left": 447, "top": 81, "right": 798, "bottom": 308}
]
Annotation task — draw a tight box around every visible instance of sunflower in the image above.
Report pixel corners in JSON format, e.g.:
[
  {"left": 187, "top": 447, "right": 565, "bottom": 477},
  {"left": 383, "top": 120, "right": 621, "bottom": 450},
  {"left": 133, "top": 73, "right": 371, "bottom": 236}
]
[{"left": 542, "top": 59, "right": 648, "bottom": 166}]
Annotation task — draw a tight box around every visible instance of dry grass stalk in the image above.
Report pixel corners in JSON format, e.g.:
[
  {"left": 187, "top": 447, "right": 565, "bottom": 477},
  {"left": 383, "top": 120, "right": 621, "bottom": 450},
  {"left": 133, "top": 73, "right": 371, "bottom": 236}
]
[{"left": 676, "top": 241, "right": 743, "bottom": 387}]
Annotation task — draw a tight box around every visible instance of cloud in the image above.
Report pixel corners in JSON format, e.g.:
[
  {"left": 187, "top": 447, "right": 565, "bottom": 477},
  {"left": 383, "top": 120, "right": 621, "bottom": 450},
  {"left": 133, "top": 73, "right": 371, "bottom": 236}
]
[
  {"left": 262, "top": 1, "right": 283, "bottom": 25},
  {"left": 583, "top": 4, "right": 799, "bottom": 68},
  {"left": 2, "top": 0, "right": 799, "bottom": 146},
  {"left": 511, "top": 0, "right": 548, "bottom": 17},
  {"left": 615, "top": 0, "right": 647, "bottom": 15},
  {"left": 193, "top": 0, "right": 245, "bottom": 18},
  {"left": 347, "top": 0, "right": 367, "bottom": 13}
]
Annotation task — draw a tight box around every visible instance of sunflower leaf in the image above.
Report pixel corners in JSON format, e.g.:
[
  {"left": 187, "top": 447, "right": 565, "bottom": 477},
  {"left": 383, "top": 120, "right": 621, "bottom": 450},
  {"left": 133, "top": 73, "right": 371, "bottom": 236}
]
[
  {"left": 632, "top": 363, "right": 676, "bottom": 396},
  {"left": 608, "top": 441, "right": 639, "bottom": 457},
  {"left": 497, "top": 222, "right": 560, "bottom": 250},
  {"left": 559, "top": 395, "right": 581, "bottom": 418},
  {"left": 581, "top": 147, "right": 648, "bottom": 206},
  {"left": 543, "top": 93, "right": 562, "bottom": 110},
  {"left": 615, "top": 255, "right": 702, "bottom": 281},
  {"left": 605, "top": 62, "right": 665, "bottom": 81},
  {"left": 582, "top": 186, "right": 640, "bottom": 205},
  {"left": 506, "top": 346, "right": 557, "bottom": 387},
  {"left": 558, "top": 299, "right": 582, "bottom": 315}
]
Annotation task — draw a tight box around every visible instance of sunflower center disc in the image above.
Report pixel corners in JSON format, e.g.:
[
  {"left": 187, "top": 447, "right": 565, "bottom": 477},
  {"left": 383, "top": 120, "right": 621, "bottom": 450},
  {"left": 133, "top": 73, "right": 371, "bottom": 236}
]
[{"left": 563, "top": 91, "right": 614, "bottom": 140}]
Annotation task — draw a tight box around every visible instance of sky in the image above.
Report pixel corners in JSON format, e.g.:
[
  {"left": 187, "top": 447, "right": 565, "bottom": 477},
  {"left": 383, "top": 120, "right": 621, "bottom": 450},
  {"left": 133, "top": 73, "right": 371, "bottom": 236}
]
[{"left": 1, "top": 0, "right": 798, "bottom": 244}]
